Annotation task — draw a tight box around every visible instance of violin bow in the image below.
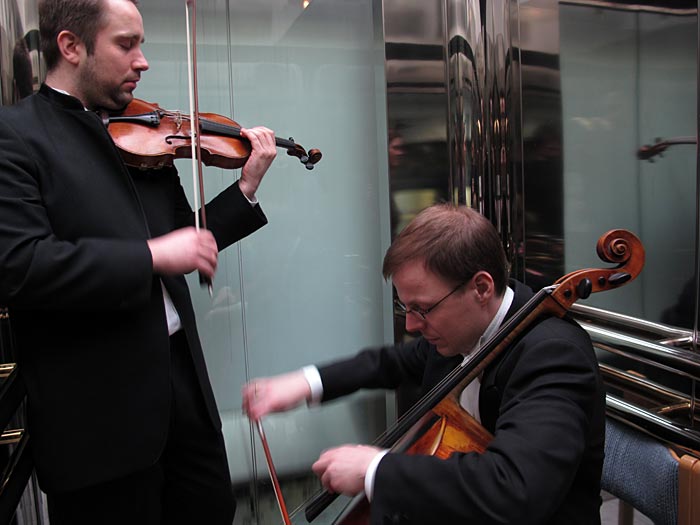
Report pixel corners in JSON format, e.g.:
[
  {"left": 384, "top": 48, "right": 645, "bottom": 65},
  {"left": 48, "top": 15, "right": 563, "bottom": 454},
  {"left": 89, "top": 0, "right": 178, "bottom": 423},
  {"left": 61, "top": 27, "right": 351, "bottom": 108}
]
[
  {"left": 185, "top": 3, "right": 292, "bottom": 521},
  {"left": 185, "top": 0, "right": 213, "bottom": 296}
]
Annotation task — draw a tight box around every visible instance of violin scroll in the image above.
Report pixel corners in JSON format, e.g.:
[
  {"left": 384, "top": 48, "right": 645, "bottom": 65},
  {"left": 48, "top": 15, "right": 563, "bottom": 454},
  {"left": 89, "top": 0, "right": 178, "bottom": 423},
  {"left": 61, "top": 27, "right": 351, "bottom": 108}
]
[
  {"left": 637, "top": 136, "right": 696, "bottom": 162},
  {"left": 284, "top": 140, "right": 322, "bottom": 170}
]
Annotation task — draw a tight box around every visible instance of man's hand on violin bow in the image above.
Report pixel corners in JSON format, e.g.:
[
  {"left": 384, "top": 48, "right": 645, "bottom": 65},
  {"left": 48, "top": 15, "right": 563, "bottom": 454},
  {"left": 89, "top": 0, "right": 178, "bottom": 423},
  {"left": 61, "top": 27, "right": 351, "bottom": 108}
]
[
  {"left": 147, "top": 227, "right": 218, "bottom": 278},
  {"left": 238, "top": 126, "right": 277, "bottom": 202}
]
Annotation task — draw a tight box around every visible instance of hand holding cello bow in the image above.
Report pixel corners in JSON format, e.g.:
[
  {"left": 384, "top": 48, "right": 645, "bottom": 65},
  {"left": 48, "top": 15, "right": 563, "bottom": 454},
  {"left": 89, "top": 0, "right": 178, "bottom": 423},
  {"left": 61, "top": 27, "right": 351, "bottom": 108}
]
[{"left": 243, "top": 204, "right": 644, "bottom": 525}]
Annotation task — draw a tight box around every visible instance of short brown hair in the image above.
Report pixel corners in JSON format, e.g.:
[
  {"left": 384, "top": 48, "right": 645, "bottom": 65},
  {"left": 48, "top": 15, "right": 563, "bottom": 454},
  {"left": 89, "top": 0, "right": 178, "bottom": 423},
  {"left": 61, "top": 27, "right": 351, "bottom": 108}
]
[
  {"left": 383, "top": 204, "right": 510, "bottom": 295},
  {"left": 39, "top": 0, "right": 138, "bottom": 71}
]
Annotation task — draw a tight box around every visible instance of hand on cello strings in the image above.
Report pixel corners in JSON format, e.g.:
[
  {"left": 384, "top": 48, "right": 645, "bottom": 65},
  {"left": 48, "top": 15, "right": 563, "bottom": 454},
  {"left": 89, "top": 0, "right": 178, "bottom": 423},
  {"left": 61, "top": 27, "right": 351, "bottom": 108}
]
[{"left": 312, "top": 444, "right": 384, "bottom": 496}]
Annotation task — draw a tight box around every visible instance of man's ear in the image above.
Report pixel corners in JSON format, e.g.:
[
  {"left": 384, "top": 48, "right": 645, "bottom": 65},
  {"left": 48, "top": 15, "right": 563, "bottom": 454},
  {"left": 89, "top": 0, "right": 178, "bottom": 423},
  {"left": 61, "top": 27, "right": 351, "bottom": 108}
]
[
  {"left": 56, "top": 30, "right": 84, "bottom": 66},
  {"left": 472, "top": 271, "right": 495, "bottom": 303}
]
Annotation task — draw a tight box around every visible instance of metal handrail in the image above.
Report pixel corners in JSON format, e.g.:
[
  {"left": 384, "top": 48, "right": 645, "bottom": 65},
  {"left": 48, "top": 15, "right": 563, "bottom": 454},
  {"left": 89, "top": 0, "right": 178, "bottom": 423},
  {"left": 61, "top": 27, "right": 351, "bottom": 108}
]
[
  {"left": 0, "top": 366, "right": 25, "bottom": 435},
  {"left": 560, "top": 0, "right": 697, "bottom": 16},
  {"left": 599, "top": 364, "right": 692, "bottom": 407},
  {"left": 571, "top": 303, "right": 693, "bottom": 342},
  {"left": 571, "top": 304, "right": 700, "bottom": 451},
  {"left": 606, "top": 394, "right": 700, "bottom": 452},
  {"left": 0, "top": 430, "right": 33, "bottom": 525},
  {"left": 582, "top": 323, "right": 700, "bottom": 380}
]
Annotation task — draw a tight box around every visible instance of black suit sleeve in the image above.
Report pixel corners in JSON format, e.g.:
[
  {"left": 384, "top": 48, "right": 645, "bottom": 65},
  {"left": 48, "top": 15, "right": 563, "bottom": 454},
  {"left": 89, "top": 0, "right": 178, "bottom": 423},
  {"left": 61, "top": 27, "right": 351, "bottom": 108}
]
[
  {"left": 318, "top": 337, "right": 432, "bottom": 402},
  {"left": 0, "top": 119, "right": 153, "bottom": 310},
  {"left": 164, "top": 168, "right": 268, "bottom": 250}
]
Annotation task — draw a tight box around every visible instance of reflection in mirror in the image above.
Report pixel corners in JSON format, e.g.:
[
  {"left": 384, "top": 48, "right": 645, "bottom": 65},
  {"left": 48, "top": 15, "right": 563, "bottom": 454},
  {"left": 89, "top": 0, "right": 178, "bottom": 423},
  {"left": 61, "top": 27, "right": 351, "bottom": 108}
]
[
  {"left": 559, "top": 3, "right": 697, "bottom": 329},
  {"left": 0, "top": 0, "right": 42, "bottom": 105}
]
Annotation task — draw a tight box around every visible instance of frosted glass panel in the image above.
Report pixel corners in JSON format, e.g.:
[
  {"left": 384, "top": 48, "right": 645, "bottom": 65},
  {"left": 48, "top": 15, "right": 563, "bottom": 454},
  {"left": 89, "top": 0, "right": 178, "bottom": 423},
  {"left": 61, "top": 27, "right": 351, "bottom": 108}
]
[{"left": 138, "top": 0, "right": 393, "bottom": 520}]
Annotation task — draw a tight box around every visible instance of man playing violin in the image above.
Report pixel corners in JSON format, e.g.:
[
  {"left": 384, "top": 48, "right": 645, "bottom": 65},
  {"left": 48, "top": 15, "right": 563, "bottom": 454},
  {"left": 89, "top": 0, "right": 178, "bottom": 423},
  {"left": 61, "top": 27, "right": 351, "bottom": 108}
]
[
  {"left": 243, "top": 204, "right": 605, "bottom": 525},
  {"left": 0, "top": 0, "right": 277, "bottom": 523}
]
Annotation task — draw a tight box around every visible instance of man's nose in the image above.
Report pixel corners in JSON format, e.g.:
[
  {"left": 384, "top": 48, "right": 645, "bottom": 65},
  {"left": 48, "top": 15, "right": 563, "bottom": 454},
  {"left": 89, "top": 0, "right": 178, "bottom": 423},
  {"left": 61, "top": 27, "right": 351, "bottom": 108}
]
[
  {"left": 404, "top": 312, "right": 424, "bottom": 333},
  {"left": 133, "top": 50, "right": 149, "bottom": 72}
]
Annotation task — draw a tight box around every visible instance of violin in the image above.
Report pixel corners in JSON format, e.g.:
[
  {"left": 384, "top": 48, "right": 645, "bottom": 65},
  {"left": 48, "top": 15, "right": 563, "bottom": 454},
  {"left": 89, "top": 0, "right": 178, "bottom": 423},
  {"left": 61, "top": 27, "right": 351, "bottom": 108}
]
[
  {"left": 103, "top": 98, "right": 322, "bottom": 171},
  {"left": 637, "top": 136, "right": 695, "bottom": 161},
  {"left": 304, "top": 229, "right": 645, "bottom": 524}
]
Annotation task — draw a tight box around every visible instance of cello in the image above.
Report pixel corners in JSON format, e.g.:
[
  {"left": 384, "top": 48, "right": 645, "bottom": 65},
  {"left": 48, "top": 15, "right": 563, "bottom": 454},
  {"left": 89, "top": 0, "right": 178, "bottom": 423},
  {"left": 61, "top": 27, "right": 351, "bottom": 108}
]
[{"left": 303, "top": 229, "right": 645, "bottom": 524}]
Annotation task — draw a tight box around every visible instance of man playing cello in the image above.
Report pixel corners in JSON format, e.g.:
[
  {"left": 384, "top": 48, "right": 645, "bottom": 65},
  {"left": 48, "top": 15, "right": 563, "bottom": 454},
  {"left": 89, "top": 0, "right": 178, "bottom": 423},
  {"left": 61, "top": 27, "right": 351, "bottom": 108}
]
[{"left": 243, "top": 204, "right": 605, "bottom": 525}]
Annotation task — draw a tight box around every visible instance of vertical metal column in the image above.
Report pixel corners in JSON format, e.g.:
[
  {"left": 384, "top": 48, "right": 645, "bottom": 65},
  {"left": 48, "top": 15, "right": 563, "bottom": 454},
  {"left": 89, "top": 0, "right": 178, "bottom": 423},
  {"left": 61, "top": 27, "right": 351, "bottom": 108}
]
[
  {"left": 694, "top": 0, "right": 700, "bottom": 349},
  {"left": 444, "top": 0, "right": 518, "bottom": 261},
  {"left": 445, "top": 0, "right": 484, "bottom": 209}
]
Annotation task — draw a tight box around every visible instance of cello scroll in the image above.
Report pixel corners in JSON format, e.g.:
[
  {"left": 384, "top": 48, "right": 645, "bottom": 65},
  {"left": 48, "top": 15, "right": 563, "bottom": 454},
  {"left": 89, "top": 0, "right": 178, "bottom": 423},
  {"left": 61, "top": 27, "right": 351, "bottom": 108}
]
[{"left": 550, "top": 229, "right": 645, "bottom": 312}]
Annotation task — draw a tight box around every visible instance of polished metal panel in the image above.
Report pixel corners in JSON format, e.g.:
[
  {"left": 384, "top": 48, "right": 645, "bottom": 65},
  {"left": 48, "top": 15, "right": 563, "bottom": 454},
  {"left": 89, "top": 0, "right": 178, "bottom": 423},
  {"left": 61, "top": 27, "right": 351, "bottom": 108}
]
[
  {"left": 561, "top": 0, "right": 697, "bottom": 16},
  {"left": 444, "top": 0, "right": 516, "bottom": 253},
  {"left": 514, "top": 0, "right": 564, "bottom": 289},
  {"left": 445, "top": 0, "right": 483, "bottom": 209},
  {"left": 485, "top": 0, "right": 516, "bottom": 257},
  {"left": 0, "top": 0, "right": 42, "bottom": 106},
  {"left": 695, "top": 0, "right": 699, "bottom": 346},
  {"left": 382, "top": 0, "right": 450, "bottom": 237},
  {"left": 383, "top": 0, "right": 520, "bottom": 257}
]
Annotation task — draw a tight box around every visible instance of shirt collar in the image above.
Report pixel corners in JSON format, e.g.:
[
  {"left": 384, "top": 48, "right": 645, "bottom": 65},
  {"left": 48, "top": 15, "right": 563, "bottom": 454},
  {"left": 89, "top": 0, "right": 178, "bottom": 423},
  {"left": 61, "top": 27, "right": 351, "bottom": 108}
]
[{"left": 463, "top": 285, "right": 514, "bottom": 357}]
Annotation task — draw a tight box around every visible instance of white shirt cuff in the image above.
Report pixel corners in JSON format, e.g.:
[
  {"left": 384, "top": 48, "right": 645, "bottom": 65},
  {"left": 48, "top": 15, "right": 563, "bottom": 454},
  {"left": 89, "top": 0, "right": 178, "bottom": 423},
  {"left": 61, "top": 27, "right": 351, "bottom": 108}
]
[
  {"left": 302, "top": 365, "right": 323, "bottom": 406},
  {"left": 364, "top": 449, "right": 389, "bottom": 501},
  {"left": 242, "top": 191, "right": 258, "bottom": 206}
]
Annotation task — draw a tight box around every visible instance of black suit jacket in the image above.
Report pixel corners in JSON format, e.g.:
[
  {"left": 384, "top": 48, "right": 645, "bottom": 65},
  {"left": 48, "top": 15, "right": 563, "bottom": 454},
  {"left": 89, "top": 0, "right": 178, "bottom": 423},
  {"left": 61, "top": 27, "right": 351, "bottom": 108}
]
[
  {"left": 0, "top": 85, "right": 267, "bottom": 492},
  {"left": 319, "top": 280, "right": 605, "bottom": 525}
]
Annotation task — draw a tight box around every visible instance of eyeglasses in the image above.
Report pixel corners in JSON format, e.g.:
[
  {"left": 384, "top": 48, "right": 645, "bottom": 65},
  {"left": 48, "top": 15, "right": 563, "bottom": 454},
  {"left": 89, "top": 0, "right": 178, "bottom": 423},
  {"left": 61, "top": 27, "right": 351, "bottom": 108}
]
[{"left": 394, "top": 282, "right": 466, "bottom": 321}]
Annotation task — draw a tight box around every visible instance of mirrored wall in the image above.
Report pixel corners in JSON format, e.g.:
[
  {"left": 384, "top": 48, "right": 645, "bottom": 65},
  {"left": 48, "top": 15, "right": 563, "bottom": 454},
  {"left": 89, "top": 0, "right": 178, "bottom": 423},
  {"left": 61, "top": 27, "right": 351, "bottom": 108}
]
[{"left": 559, "top": 1, "right": 697, "bottom": 326}]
